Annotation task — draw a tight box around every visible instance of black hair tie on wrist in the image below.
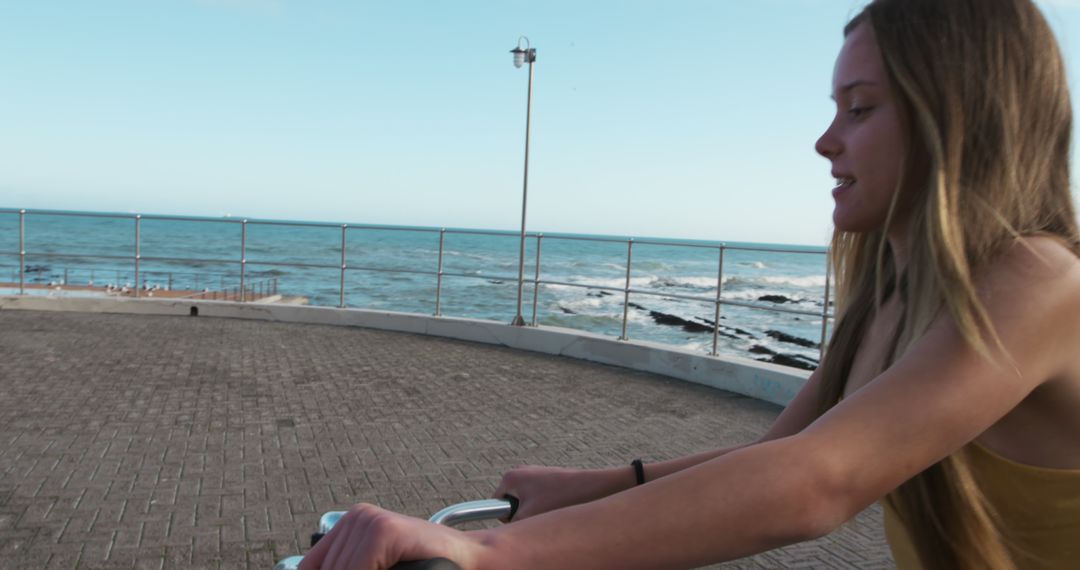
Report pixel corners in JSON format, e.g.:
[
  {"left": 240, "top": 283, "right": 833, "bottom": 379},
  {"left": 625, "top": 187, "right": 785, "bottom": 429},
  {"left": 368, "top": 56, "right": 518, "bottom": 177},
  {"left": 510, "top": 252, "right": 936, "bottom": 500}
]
[{"left": 631, "top": 459, "right": 645, "bottom": 485}]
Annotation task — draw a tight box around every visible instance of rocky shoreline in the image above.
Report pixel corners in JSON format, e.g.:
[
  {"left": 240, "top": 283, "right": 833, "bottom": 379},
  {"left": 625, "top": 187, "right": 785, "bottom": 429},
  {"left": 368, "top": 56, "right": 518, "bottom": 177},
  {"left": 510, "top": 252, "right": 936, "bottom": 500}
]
[{"left": 567, "top": 291, "right": 822, "bottom": 371}]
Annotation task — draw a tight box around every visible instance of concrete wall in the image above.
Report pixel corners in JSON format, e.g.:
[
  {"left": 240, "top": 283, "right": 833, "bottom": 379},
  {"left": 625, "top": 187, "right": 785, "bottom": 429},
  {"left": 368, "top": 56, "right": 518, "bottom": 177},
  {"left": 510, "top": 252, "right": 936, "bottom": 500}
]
[{"left": 0, "top": 295, "right": 808, "bottom": 407}]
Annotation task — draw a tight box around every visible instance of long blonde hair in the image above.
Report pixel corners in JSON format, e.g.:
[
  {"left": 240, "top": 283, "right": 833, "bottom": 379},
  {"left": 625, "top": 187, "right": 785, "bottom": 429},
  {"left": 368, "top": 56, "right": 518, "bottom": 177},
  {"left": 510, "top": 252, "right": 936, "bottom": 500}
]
[{"left": 815, "top": 0, "right": 1079, "bottom": 568}]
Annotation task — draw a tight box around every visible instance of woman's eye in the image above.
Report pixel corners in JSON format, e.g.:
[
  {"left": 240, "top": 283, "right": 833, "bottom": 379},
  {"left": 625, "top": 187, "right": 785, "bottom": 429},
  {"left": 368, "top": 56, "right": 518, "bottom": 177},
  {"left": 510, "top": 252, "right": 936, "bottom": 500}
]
[{"left": 847, "top": 106, "right": 873, "bottom": 119}]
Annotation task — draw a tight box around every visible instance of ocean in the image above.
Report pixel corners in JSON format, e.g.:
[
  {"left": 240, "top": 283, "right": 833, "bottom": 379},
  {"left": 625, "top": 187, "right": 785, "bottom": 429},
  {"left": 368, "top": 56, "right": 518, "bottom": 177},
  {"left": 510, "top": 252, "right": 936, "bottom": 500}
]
[{"left": 0, "top": 209, "right": 832, "bottom": 369}]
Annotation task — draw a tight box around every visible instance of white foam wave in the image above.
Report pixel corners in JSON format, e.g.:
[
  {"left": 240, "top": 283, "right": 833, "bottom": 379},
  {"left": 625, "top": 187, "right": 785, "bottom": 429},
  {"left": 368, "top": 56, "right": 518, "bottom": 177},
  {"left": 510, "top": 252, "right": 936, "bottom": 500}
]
[
  {"left": 436, "top": 250, "right": 494, "bottom": 261},
  {"left": 759, "top": 275, "right": 828, "bottom": 288},
  {"left": 561, "top": 297, "right": 607, "bottom": 311},
  {"left": 649, "top": 276, "right": 718, "bottom": 289},
  {"left": 546, "top": 275, "right": 655, "bottom": 291},
  {"left": 723, "top": 274, "right": 827, "bottom": 289}
]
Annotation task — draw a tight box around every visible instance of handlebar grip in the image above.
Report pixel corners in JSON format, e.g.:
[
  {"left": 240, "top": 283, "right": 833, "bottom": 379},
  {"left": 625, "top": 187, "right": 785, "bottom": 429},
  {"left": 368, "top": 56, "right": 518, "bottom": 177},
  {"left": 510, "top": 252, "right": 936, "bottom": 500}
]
[
  {"left": 390, "top": 558, "right": 462, "bottom": 570},
  {"left": 504, "top": 494, "right": 520, "bottom": 521}
]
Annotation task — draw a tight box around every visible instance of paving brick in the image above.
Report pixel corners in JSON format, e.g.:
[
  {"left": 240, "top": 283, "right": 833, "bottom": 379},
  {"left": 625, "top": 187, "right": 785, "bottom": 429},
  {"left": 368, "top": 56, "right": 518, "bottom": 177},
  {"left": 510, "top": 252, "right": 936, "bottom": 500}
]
[{"left": 0, "top": 309, "right": 893, "bottom": 568}]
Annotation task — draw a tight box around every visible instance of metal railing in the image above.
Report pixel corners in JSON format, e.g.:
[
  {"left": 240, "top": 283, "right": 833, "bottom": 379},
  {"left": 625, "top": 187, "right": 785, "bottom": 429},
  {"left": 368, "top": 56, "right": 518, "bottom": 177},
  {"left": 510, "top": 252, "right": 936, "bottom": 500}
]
[{"left": 1, "top": 208, "right": 834, "bottom": 359}]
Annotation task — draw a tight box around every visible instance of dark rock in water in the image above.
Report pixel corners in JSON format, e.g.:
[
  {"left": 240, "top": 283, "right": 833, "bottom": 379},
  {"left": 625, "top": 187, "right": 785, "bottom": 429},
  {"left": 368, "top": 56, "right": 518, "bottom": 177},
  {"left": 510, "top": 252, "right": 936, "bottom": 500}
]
[
  {"left": 765, "top": 330, "right": 820, "bottom": 349},
  {"left": 587, "top": 290, "right": 616, "bottom": 298},
  {"left": 488, "top": 280, "right": 505, "bottom": 285},
  {"left": 599, "top": 290, "right": 614, "bottom": 297},
  {"left": 749, "top": 345, "right": 818, "bottom": 370},
  {"left": 757, "top": 294, "right": 792, "bottom": 304},
  {"left": 733, "top": 327, "right": 753, "bottom": 337},
  {"left": 628, "top": 302, "right": 648, "bottom": 311},
  {"left": 24, "top": 264, "right": 50, "bottom": 273},
  {"left": 694, "top": 317, "right": 750, "bottom": 341},
  {"left": 648, "top": 311, "right": 683, "bottom": 326},
  {"left": 558, "top": 305, "right": 576, "bottom": 315},
  {"left": 648, "top": 310, "right": 712, "bottom": 333}
]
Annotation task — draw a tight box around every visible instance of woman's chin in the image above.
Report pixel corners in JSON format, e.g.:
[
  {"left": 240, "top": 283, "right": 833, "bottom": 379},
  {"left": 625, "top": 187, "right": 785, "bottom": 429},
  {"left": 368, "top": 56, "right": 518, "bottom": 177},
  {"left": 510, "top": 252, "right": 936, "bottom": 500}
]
[{"left": 832, "top": 210, "right": 877, "bottom": 233}]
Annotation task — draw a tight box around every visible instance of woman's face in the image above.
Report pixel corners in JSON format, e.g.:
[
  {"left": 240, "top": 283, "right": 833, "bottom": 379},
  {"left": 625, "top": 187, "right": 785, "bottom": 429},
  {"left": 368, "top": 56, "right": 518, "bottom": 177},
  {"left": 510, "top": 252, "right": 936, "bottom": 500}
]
[{"left": 816, "top": 23, "right": 906, "bottom": 233}]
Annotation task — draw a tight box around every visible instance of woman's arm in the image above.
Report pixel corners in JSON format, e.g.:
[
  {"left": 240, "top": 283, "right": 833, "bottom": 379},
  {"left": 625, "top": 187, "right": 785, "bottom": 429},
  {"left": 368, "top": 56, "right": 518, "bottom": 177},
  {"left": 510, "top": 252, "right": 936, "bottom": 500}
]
[
  {"left": 492, "top": 366, "right": 828, "bottom": 520},
  {"left": 643, "top": 365, "right": 829, "bottom": 482}
]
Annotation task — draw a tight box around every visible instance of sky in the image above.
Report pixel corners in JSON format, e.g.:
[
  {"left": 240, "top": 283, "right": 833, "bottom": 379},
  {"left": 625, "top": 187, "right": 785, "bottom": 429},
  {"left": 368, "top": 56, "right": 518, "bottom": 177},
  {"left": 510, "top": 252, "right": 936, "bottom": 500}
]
[{"left": 3, "top": 0, "right": 1080, "bottom": 246}]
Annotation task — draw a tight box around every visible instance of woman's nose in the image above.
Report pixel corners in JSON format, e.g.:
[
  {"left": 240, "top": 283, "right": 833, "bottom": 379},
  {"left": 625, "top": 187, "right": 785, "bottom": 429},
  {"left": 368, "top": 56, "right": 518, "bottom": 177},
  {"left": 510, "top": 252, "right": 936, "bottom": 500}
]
[{"left": 815, "top": 122, "right": 842, "bottom": 159}]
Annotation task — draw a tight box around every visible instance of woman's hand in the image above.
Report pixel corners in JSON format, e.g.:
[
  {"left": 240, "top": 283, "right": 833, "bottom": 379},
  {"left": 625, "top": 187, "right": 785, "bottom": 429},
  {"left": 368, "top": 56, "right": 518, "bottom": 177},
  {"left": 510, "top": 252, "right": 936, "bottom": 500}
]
[
  {"left": 493, "top": 465, "right": 630, "bottom": 522},
  {"left": 297, "top": 503, "right": 491, "bottom": 570}
]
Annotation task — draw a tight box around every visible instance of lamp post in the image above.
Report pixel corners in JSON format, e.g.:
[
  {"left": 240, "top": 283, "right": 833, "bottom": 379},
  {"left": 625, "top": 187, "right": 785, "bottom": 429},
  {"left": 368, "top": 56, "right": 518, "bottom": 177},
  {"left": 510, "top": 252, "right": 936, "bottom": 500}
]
[{"left": 510, "top": 36, "right": 536, "bottom": 327}]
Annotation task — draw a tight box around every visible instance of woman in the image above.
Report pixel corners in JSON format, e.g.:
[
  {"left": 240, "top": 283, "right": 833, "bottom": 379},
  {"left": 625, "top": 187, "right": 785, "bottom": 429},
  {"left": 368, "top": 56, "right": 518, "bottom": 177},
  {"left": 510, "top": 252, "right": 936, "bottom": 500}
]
[{"left": 301, "top": 0, "right": 1080, "bottom": 568}]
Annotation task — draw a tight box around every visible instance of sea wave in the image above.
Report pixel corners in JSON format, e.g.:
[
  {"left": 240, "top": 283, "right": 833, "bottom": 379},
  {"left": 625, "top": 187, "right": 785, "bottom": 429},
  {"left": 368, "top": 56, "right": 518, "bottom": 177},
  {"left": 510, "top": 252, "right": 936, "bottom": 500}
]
[
  {"left": 646, "top": 276, "right": 718, "bottom": 290},
  {"left": 736, "top": 261, "right": 768, "bottom": 269},
  {"left": 718, "top": 289, "right": 818, "bottom": 303},
  {"left": 723, "top": 274, "right": 828, "bottom": 289},
  {"left": 759, "top": 275, "right": 828, "bottom": 288}
]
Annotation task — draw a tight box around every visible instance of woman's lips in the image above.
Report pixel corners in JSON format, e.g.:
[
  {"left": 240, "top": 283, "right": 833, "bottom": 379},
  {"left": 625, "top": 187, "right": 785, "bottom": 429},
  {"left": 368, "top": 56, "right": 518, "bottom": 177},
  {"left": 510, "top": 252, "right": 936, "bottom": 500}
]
[{"left": 832, "top": 177, "right": 855, "bottom": 199}]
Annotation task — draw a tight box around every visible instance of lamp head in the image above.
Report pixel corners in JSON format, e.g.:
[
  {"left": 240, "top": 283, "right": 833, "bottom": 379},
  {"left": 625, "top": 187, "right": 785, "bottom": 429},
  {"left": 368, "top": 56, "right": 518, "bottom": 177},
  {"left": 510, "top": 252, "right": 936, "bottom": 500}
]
[
  {"left": 510, "top": 36, "right": 534, "bottom": 68},
  {"left": 511, "top": 47, "right": 526, "bottom": 68}
]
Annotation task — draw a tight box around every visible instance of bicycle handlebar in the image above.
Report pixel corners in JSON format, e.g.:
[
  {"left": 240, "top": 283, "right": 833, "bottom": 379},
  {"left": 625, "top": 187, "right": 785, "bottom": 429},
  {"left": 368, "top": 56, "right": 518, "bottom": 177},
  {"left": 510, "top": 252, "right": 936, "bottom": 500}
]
[{"left": 273, "top": 497, "right": 518, "bottom": 570}]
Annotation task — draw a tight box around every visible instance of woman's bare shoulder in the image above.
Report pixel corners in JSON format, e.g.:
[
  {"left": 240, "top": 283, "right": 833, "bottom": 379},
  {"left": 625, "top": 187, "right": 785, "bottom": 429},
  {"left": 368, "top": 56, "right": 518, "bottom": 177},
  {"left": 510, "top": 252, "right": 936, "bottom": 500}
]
[
  {"left": 976, "top": 236, "right": 1080, "bottom": 375},
  {"left": 979, "top": 235, "right": 1080, "bottom": 299}
]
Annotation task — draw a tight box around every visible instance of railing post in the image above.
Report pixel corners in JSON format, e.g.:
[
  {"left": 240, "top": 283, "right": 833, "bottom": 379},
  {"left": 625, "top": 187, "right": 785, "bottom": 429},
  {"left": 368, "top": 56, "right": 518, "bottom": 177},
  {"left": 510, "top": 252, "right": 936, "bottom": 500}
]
[
  {"left": 239, "top": 220, "right": 247, "bottom": 302},
  {"left": 531, "top": 233, "right": 543, "bottom": 326},
  {"left": 18, "top": 209, "right": 25, "bottom": 295},
  {"left": 434, "top": 228, "right": 446, "bottom": 316},
  {"left": 820, "top": 254, "right": 832, "bottom": 360},
  {"left": 63, "top": 267, "right": 68, "bottom": 286},
  {"left": 339, "top": 224, "right": 348, "bottom": 308},
  {"left": 134, "top": 215, "right": 141, "bottom": 298},
  {"left": 619, "top": 238, "right": 634, "bottom": 341},
  {"left": 711, "top": 245, "right": 726, "bottom": 357},
  {"left": 168, "top": 273, "right": 172, "bottom": 291}
]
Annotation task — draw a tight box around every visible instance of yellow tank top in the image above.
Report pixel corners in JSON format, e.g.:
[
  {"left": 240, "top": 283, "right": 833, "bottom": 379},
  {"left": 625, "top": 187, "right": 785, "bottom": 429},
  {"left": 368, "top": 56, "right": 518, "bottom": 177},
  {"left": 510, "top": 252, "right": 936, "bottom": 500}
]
[{"left": 883, "top": 442, "right": 1080, "bottom": 569}]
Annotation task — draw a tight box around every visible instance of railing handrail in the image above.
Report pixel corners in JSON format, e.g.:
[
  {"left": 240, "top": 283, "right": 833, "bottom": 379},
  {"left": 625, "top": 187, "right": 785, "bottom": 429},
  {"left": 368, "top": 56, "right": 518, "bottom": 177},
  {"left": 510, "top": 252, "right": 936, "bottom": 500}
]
[
  {"left": 2, "top": 207, "right": 834, "bottom": 364},
  {"left": 0, "top": 208, "right": 827, "bottom": 253}
]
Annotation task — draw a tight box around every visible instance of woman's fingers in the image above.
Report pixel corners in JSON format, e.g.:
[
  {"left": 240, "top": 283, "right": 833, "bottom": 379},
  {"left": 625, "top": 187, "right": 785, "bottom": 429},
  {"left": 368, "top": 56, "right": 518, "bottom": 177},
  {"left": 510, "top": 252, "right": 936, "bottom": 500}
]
[
  {"left": 321, "top": 516, "right": 358, "bottom": 569},
  {"left": 300, "top": 503, "right": 380, "bottom": 570},
  {"left": 299, "top": 502, "right": 486, "bottom": 570},
  {"left": 361, "top": 511, "right": 403, "bottom": 570},
  {"left": 494, "top": 466, "right": 542, "bottom": 522},
  {"left": 299, "top": 514, "right": 344, "bottom": 569},
  {"left": 491, "top": 468, "right": 515, "bottom": 499}
]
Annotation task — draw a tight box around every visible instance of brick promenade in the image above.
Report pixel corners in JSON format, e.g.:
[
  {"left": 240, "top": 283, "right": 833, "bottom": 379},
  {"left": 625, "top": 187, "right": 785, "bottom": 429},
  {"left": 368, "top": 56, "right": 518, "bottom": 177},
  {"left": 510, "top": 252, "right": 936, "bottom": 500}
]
[{"left": 0, "top": 310, "right": 892, "bottom": 569}]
